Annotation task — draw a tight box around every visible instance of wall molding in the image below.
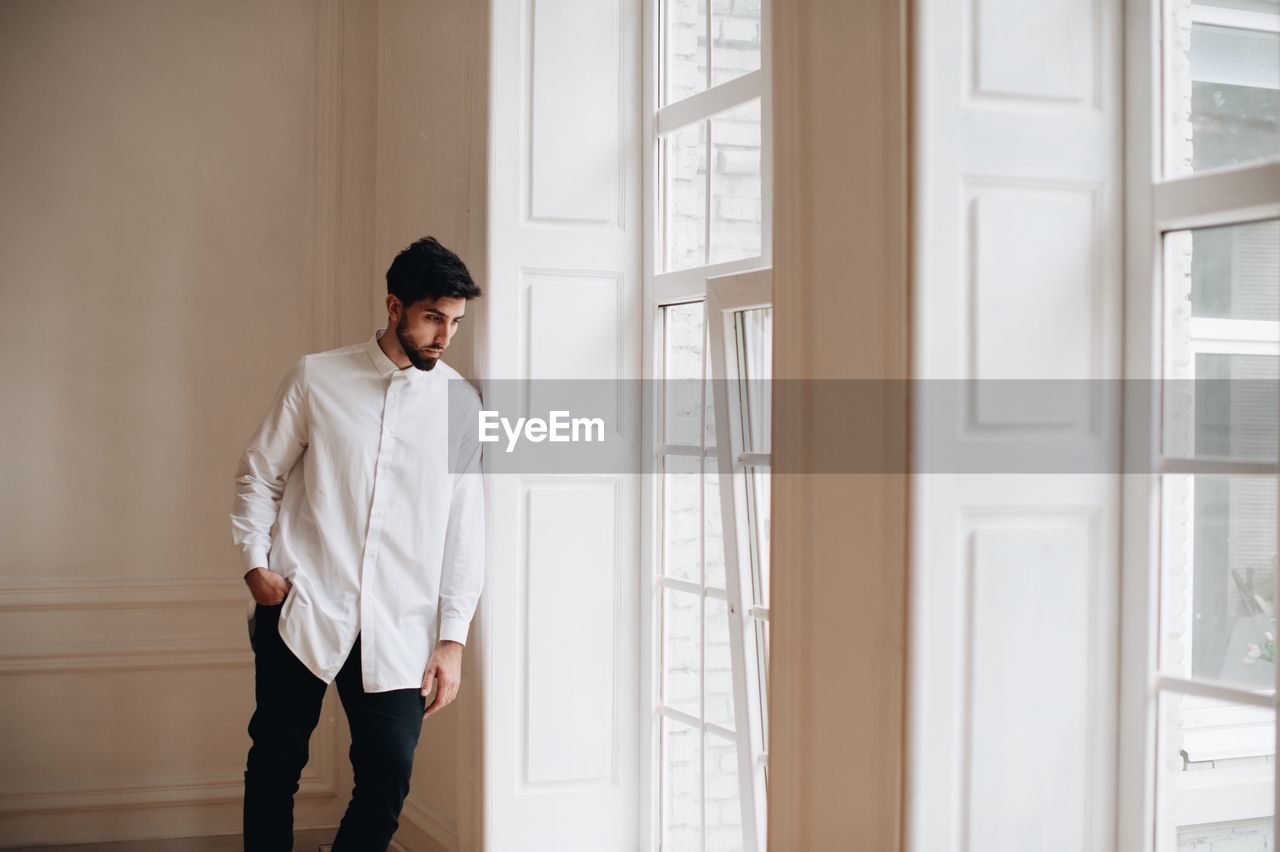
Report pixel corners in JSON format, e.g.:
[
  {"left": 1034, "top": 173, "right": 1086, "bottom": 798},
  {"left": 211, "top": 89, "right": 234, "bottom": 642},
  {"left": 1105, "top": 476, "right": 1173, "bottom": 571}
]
[
  {"left": 0, "top": 762, "right": 337, "bottom": 816},
  {"left": 0, "top": 577, "right": 245, "bottom": 612},
  {"left": 0, "top": 638, "right": 249, "bottom": 675}
]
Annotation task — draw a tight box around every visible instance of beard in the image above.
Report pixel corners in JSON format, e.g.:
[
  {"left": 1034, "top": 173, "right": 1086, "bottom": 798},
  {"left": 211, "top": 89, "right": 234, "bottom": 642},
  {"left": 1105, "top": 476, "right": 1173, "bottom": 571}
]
[{"left": 395, "top": 314, "right": 441, "bottom": 371}]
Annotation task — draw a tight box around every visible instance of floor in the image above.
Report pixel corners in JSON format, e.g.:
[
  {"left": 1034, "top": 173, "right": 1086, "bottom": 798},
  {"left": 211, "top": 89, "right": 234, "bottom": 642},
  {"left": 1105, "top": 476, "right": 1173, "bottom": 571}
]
[{"left": 5, "top": 829, "right": 335, "bottom": 851}]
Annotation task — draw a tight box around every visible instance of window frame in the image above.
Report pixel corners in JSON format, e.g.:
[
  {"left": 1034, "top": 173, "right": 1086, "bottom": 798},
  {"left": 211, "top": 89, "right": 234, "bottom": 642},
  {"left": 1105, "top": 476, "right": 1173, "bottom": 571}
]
[
  {"left": 706, "top": 268, "right": 773, "bottom": 852},
  {"left": 1121, "top": 0, "right": 1280, "bottom": 849},
  {"left": 642, "top": 1, "right": 773, "bottom": 850}
]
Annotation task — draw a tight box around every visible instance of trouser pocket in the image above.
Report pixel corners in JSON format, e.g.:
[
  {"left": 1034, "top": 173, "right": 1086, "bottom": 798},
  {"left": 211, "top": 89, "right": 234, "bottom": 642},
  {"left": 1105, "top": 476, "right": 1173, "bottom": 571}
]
[
  {"left": 247, "top": 599, "right": 283, "bottom": 653},
  {"left": 246, "top": 600, "right": 258, "bottom": 653}
]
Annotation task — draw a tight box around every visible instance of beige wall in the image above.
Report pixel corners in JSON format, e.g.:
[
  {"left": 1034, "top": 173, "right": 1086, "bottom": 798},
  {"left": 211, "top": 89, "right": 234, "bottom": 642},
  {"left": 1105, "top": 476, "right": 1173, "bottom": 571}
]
[
  {"left": 770, "top": 0, "right": 910, "bottom": 849},
  {"left": 0, "top": 1, "right": 481, "bottom": 848}
]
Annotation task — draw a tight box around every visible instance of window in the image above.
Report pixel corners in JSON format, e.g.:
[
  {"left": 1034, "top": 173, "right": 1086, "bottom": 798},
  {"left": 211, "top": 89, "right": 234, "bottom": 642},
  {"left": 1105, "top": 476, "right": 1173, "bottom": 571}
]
[
  {"left": 1132, "top": 1, "right": 1280, "bottom": 849},
  {"left": 646, "top": 0, "right": 771, "bottom": 849}
]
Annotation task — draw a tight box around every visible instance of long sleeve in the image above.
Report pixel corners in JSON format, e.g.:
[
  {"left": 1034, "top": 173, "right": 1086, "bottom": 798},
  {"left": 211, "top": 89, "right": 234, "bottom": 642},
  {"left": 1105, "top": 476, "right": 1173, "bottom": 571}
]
[
  {"left": 437, "top": 389, "right": 486, "bottom": 647},
  {"left": 230, "top": 356, "right": 309, "bottom": 575}
]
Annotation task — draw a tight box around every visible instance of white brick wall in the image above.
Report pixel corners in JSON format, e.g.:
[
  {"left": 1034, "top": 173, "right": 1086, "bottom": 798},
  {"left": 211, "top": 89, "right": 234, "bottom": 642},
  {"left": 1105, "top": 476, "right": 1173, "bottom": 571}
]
[
  {"left": 660, "top": 1, "right": 761, "bottom": 842},
  {"left": 665, "top": 0, "right": 763, "bottom": 272}
]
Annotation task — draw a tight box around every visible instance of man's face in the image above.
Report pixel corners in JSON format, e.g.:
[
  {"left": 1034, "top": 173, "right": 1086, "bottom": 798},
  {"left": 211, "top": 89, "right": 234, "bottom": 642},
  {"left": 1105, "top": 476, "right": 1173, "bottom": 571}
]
[{"left": 394, "top": 296, "right": 467, "bottom": 371}]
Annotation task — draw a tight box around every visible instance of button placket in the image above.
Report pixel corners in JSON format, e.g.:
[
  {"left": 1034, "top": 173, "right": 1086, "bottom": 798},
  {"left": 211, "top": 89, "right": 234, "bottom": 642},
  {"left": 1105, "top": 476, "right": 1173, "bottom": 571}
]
[
  {"left": 360, "top": 381, "right": 397, "bottom": 578},
  {"left": 361, "top": 375, "right": 403, "bottom": 687}
]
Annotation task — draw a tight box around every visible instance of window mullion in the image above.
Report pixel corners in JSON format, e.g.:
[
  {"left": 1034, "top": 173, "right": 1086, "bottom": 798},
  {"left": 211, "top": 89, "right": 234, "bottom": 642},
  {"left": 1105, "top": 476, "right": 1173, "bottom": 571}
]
[
  {"left": 1153, "top": 161, "right": 1280, "bottom": 231},
  {"left": 1156, "top": 673, "right": 1276, "bottom": 709},
  {"left": 656, "top": 71, "right": 764, "bottom": 136},
  {"left": 1157, "top": 457, "right": 1280, "bottom": 476}
]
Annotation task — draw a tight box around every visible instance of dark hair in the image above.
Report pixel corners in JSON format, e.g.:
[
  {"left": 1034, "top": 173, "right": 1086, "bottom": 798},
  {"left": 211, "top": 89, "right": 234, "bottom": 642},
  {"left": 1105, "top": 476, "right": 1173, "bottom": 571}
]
[{"left": 386, "top": 236, "right": 482, "bottom": 308}]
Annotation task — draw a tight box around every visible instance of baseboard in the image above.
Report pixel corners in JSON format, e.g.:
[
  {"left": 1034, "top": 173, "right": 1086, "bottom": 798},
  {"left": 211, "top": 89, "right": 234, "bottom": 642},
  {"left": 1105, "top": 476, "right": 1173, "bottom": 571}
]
[
  {"left": 387, "top": 803, "right": 457, "bottom": 852},
  {"left": 2, "top": 827, "right": 336, "bottom": 851}
]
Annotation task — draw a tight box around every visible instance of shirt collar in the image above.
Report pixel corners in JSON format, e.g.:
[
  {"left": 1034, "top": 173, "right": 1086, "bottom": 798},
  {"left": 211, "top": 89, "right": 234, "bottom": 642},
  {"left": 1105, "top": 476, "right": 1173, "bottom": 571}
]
[{"left": 365, "top": 328, "right": 440, "bottom": 384}]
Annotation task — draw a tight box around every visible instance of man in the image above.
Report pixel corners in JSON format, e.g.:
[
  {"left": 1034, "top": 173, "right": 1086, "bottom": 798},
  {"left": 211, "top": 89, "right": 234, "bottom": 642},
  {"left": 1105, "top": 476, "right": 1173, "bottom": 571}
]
[{"left": 231, "top": 236, "right": 485, "bottom": 851}]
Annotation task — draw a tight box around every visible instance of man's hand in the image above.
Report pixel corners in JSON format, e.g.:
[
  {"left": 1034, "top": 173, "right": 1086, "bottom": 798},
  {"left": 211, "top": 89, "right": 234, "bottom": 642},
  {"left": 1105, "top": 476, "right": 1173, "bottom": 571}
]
[
  {"left": 421, "top": 641, "right": 463, "bottom": 720},
  {"left": 243, "top": 567, "right": 293, "bottom": 606}
]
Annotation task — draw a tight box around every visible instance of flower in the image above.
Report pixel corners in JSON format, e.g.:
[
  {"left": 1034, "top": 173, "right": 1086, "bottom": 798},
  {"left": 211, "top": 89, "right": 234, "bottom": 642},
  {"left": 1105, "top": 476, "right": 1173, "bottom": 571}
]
[{"left": 1245, "top": 643, "right": 1262, "bottom": 664}]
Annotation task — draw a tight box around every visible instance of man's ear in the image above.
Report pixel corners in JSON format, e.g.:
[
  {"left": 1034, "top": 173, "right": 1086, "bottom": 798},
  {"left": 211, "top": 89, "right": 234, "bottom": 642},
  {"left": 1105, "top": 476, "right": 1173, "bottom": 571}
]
[{"left": 386, "top": 294, "right": 402, "bottom": 323}]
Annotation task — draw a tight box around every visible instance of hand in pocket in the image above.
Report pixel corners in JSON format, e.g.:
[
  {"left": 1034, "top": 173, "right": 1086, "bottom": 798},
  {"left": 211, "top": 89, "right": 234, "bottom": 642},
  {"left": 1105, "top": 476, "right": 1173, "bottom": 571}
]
[{"left": 244, "top": 568, "right": 293, "bottom": 606}]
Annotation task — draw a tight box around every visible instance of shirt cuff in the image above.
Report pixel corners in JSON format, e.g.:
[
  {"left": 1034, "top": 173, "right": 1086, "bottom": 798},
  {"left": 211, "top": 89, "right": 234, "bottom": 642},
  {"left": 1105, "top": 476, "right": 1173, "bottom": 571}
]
[
  {"left": 241, "top": 548, "right": 270, "bottom": 576},
  {"left": 438, "top": 617, "right": 471, "bottom": 647}
]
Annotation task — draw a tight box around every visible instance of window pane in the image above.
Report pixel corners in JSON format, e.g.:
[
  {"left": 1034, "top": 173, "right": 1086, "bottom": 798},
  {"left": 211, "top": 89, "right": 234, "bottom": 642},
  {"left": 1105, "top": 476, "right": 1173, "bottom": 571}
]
[
  {"left": 754, "top": 616, "right": 769, "bottom": 757},
  {"left": 666, "top": 121, "right": 709, "bottom": 271},
  {"left": 711, "top": 0, "right": 761, "bottom": 87},
  {"left": 663, "top": 586, "right": 702, "bottom": 716},
  {"left": 1162, "top": 221, "right": 1280, "bottom": 462},
  {"left": 1187, "top": 220, "right": 1280, "bottom": 322},
  {"left": 665, "top": 453, "right": 703, "bottom": 583},
  {"left": 665, "top": 0, "right": 708, "bottom": 106},
  {"left": 665, "top": 301, "right": 706, "bottom": 444},
  {"left": 1167, "top": 4, "right": 1280, "bottom": 176},
  {"left": 704, "top": 319, "right": 719, "bottom": 448},
  {"left": 734, "top": 306, "right": 772, "bottom": 453},
  {"left": 746, "top": 464, "right": 770, "bottom": 608},
  {"left": 705, "top": 734, "right": 745, "bottom": 849},
  {"left": 662, "top": 717, "right": 702, "bottom": 852},
  {"left": 704, "top": 458, "right": 726, "bottom": 588},
  {"left": 1156, "top": 691, "right": 1274, "bottom": 852},
  {"left": 1190, "top": 352, "right": 1279, "bottom": 461},
  {"left": 1161, "top": 474, "right": 1277, "bottom": 691},
  {"left": 705, "top": 596, "right": 736, "bottom": 730},
  {"left": 709, "top": 99, "right": 762, "bottom": 264}
]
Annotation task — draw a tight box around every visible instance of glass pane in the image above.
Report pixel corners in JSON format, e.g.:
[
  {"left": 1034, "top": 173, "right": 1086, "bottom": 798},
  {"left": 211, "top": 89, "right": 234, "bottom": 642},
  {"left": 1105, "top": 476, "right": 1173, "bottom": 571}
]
[
  {"left": 705, "top": 596, "right": 736, "bottom": 730},
  {"left": 662, "top": 717, "right": 702, "bottom": 852},
  {"left": 746, "top": 464, "right": 770, "bottom": 608},
  {"left": 663, "top": 586, "right": 702, "bottom": 716},
  {"left": 710, "top": 99, "right": 762, "bottom": 264},
  {"left": 735, "top": 306, "right": 772, "bottom": 453},
  {"left": 1162, "top": 221, "right": 1280, "bottom": 462},
  {"left": 705, "top": 734, "right": 745, "bottom": 849},
  {"left": 665, "top": 302, "right": 706, "bottom": 445},
  {"left": 666, "top": 121, "right": 709, "bottom": 271},
  {"left": 711, "top": 0, "right": 761, "bottom": 87},
  {"left": 664, "top": 453, "right": 703, "bottom": 583},
  {"left": 665, "top": 0, "right": 708, "bottom": 106},
  {"left": 704, "top": 318, "right": 719, "bottom": 448},
  {"left": 754, "top": 616, "right": 769, "bottom": 757},
  {"left": 1156, "top": 691, "right": 1274, "bottom": 852},
  {"left": 704, "top": 457, "right": 726, "bottom": 588},
  {"left": 1188, "top": 220, "right": 1280, "bottom": 322},
  {"left": 1161, "top": 474, "right": 1278, "bottom": 690},
  {"left": 1190, "top": 353, "right": 1280, "bottom": 460},
  {"left": 1166, "top": 3, "right": 1280, "bottom": 176}
]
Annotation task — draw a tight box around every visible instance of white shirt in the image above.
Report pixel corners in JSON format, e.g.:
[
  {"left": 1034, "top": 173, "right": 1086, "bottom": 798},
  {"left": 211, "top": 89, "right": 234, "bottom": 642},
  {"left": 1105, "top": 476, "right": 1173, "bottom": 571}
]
[{"left": 230, "top": 328, "right": 485, "bottom": 692}]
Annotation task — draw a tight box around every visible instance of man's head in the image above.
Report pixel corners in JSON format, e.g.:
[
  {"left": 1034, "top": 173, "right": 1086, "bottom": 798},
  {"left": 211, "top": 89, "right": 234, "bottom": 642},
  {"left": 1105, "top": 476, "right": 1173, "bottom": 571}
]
[{"left": 384, "top": 236, "right": 482, "bottom": 371}]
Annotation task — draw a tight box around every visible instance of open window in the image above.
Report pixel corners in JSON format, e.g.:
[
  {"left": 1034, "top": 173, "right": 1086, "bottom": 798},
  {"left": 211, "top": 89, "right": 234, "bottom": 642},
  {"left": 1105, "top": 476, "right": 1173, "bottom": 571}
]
[
  {"left": 1131, "top": 1, "right": 1280, "bottom": 848},
  {"left": 706, "top": 268, "right": 771, "bottom": 852}
]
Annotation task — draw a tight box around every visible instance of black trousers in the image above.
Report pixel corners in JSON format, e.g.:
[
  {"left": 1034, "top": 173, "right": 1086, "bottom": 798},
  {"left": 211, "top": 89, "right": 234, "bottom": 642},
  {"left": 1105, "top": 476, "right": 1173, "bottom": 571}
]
[{"left": 242, "top": 601, "right": 426, "bottom": 852}]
